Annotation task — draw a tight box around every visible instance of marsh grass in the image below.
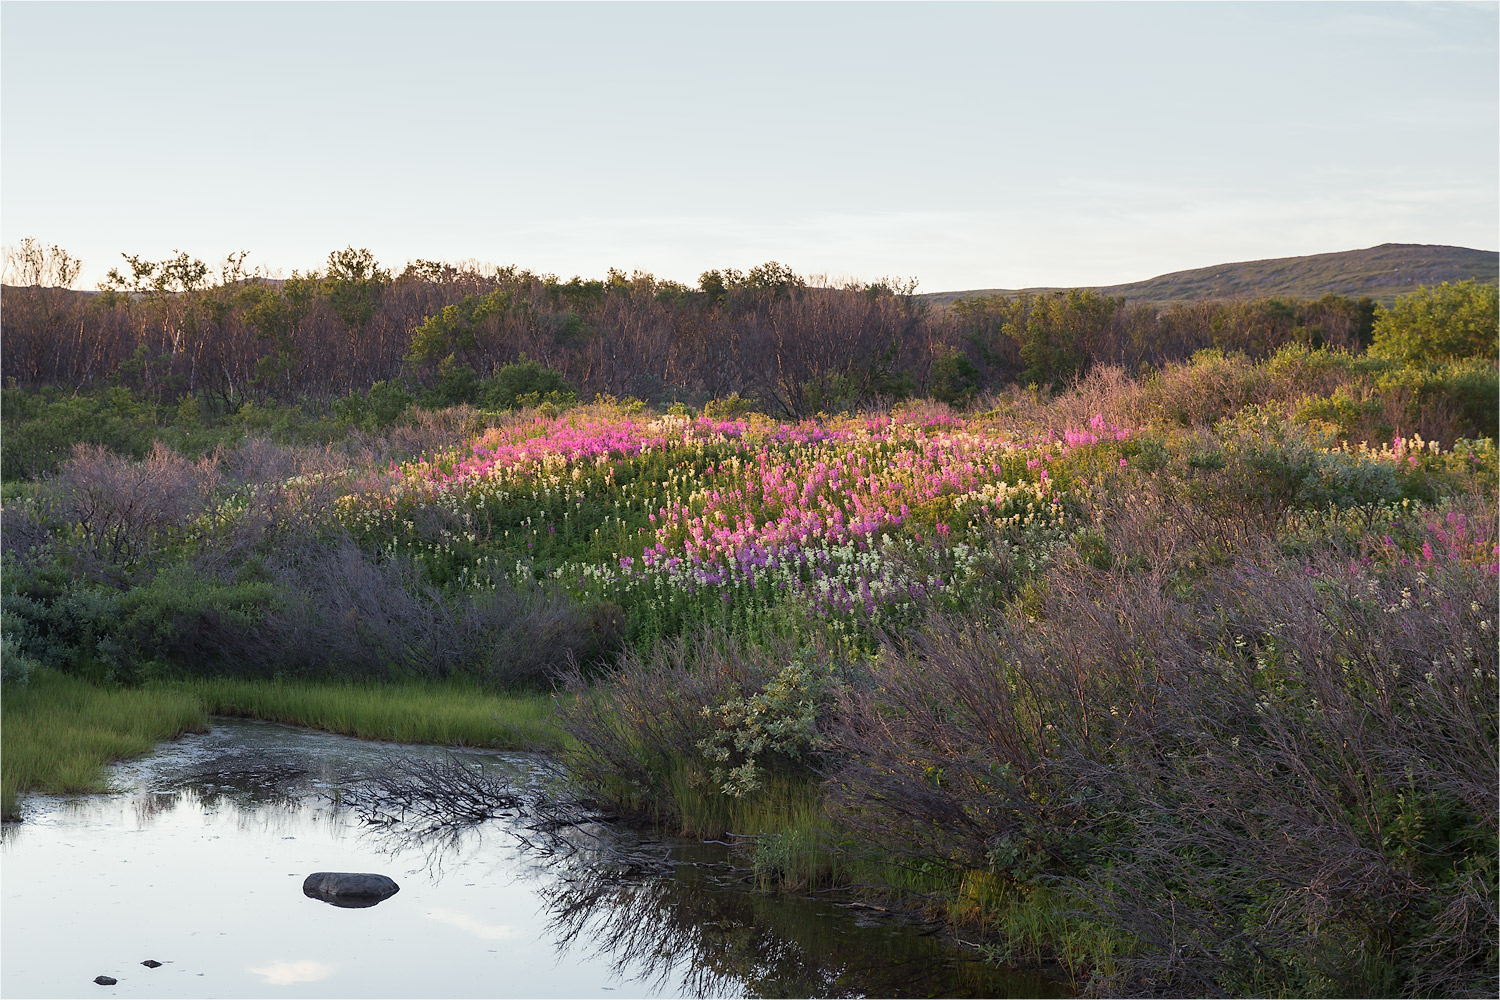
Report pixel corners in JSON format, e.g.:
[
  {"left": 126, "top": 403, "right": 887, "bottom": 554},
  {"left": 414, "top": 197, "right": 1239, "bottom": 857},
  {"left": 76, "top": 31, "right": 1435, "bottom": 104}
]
[
  {"left": 1, "top": 668, "right": 208, "bottom": 819},
  {"left": 181, "top": 677, "right": 564, "bottom": 750},
  {"left": 2, "top": 673, "right": 567, "bottom": 821},
  {"left": 951, "top": 872, "right": 1120, "bottom": 982}
]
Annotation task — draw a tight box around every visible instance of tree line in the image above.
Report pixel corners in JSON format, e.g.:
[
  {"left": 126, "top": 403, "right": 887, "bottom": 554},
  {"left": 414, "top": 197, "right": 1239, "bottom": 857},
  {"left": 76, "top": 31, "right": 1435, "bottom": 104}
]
[{"left": 5, "top": 238, "right": 1477, "bottom": 417}]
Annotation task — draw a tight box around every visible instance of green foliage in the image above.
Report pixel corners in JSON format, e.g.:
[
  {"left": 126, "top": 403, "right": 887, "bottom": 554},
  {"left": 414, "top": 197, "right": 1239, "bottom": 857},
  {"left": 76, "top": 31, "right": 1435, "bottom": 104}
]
[
  {"left": 698, "top": 659, "right": 840, "bottom": 797},
  {"left": 321, "top": 246, "right": 390, "bottom": 332},
  {"left": 1012, "top": 289, "right": 1118, "bottom": 387},
  {"left": 405, "top": 290, "right": 511, "bottom": 366},
  {"left": 961, "top": 288, "right": 1124, "bottom": 387},
  {"left": 330, "top": 379, "right": 415, "bottom": 430},
  {"left": 698, "top": 269, "right": 729, "bottom": 305},
  {"left": 1375, "top": 358, "right": 1500, "bottom": 439},
  {"left": 476, "top": 357, "right": 577, "bottom": 410},
  {"left": 432, "top": 354, "right": 480, "bottom": 406},
  {"left": 702, "top": 392, "right": 754, "bottom": 419},
  {"left": 1215, "top": 407, "right": 1405, "bottom": 513},
  {"left": 929, "top": 348, "right": 981, "bottom": 406},
  {"left": 1, "top": 385, "right": 156, "bottom": 479},
  {"left": 1371, "top": 280, "right": 1499, "bottom": 364},
  {"left": 242, "top": 275, "right": 317, "bottom": 394},
  {"left": 746, "top": 260, "right": 806, "bottom": 298},
  {"left": 108, "top": 565, "right": 278, "bottom": 680},
  {"left": 3, "top": 566, "right": 276, "bottom": 685},
  {"left": 0, "top": 629, "right": 39, "bottom": 688},
  {"left": 102, "top": 250, "right": 210, "bottom": 297},
  {"left": 2, "top": 583, "right": 126, "bottom": 682}
]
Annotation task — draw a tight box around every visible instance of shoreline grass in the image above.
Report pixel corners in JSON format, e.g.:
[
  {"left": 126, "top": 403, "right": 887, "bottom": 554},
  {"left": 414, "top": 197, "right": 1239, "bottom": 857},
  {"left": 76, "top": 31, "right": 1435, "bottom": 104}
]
[
  {"left": 1, "top": 669, "right": 209, "bottom": 820},
  {"left": 2, "top": 672, "right": 567, "bottom": 821},
  {"left": 178, "top": 676, "right": 565, "bottom": 750}
]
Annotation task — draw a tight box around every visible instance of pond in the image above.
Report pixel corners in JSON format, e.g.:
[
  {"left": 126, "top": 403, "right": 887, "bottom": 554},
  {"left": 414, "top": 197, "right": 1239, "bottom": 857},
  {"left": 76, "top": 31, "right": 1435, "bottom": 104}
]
[{"left": 1, "top": 719, "right": 1068, "bottom": 998}]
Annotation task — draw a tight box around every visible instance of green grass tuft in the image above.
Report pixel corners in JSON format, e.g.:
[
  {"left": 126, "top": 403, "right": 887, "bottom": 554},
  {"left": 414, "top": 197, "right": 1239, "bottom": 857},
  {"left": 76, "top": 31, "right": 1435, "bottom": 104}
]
[
  {"left": 177, "top": 676, "right": 564, "bottom": 750},
  {"left": 1, "top": 668, "right": 208, "bottom": 820}
]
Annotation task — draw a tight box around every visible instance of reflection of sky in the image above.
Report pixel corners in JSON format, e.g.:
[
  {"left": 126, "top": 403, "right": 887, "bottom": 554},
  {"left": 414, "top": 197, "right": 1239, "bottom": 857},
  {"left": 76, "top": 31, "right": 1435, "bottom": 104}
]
[
  {"left": 247, "top": 959, "right": 339, "bottom": 986},
  {"left": 0, "top": 720, "right": 623, "bottom": 1000},
  {"left": 0, "top": 718, "right": 1060, "bottom": 999},
  {"left": 425, "top": 908, "right": 521, "bottom": 942}
]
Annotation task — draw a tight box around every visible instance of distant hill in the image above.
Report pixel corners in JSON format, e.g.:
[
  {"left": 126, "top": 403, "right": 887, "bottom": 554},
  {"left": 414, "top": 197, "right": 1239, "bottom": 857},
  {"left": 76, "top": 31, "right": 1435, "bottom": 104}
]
[{"left": 923, "top": 243, "right": 1500, "bottom": 308}]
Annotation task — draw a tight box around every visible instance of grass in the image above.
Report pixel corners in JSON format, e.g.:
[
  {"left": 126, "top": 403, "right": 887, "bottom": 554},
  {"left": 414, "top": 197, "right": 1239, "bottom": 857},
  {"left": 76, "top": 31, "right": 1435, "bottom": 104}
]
[
  {"left": 950, "top": 872, "right": 1120, "bottom": 982},
  {"left": 1, "top": 668, "right": 209, "bottom": 820},
  {"left": 1, "top": 672, "right": 568, "bottom": 821},
  {"left": 177, "top": 676, "right": 566, "bottom": 750}
]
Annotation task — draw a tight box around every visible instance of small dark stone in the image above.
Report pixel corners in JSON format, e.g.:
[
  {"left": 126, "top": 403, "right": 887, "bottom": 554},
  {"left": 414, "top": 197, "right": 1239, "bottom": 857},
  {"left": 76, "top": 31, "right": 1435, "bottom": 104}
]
[
  {"left": 302, "top": 871, "right": 400, "bottom": 907},
  {"left": 141, "top": 960, "right": 163, "bottom": 968},
  {"left": 93, "top": 976, "right": 117, "bottom": 986}
]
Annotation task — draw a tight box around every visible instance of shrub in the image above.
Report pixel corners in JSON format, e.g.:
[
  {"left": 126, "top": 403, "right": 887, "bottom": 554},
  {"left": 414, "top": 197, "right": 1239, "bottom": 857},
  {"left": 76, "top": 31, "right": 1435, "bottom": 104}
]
[
  {"left": 929, "top": 348, "right": 981, "bottom": 406},
  {"left": 1371, "top": 280, "right": 1499, "bottom": 364},
  {"left": 1, "top": 583, "right": 125, "bottom": 682},
  {"left": 477, "top": 357, "right": 577, "bottom": 410},
  {"left": 698, "top": 658, "right": 840, "bottom": 797},
  {"left": 825, "top": 536, "right": 1497, "bottom": 997},
  {"left": 49, "top": 441, "right": 210, "bottom": 565},
  {"left": 1, "top": 385, "right": 158, "bottom": 480},
  {"left": 1146, "top": 348, "right": 1268, "bottom": 427},
  {"left": 331, "top": 380, "right": 414, "bottom": 431},
  {"left": 556, "top": 629, "right": 839, "bottom": 830},
  {"left": 0, "top": 630, "right": 38, "bottom": 687},
  {"left": 701, "top": 392, "right": 754, "bottom": 420}
]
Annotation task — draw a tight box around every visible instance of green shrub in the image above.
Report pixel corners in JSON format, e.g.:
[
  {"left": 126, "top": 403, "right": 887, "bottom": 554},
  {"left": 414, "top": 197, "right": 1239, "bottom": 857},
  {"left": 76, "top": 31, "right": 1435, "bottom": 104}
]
[
  {"left": 1147, "top": 349, "right": 1268, "bottom": 426},
  {"left": 1216, "top": 407, "right": 1404, "bottom": 513},
  {"left": 1375, "top": 359, "right": 1500, "bottom": 441},
  {"left": 0, "top": 630, "right": 38, "bottom": 688},
  {"left": 1371, "top": 280, "right": 1499, "bottom": 364},
  {"left": 698, "top": 658, "right": 841, "bottom": 797},
  {"left": 477, "top": 357, "right": 577, "bottom": 410},
  {"left": 930, "top": 348, "right": 981, "bottom": 406},
  {"left": 331, "top": 380, "right": 414, "bottom": 430},
  {"left": 702, "top": 392, "right": 754, "bottom": 420},
  {"left": 109, "top": 564, "right": 278, "bottom": 680},
  {"left": 1, "top": 584, "right": 125, "bottom": 682},
  {"left": 1, "top": 385, "right": 156, "bottom": 479},
  {"left": 432, "top": 353, "right": 480, "bottom": 406}
]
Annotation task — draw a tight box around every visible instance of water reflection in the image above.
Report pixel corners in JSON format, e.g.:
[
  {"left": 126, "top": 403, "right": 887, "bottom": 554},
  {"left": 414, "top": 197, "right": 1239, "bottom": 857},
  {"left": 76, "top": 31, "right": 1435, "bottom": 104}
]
[
  {"left": 424, "top": 908, "right": 524, "bottom": 942},
  {"left": 3, "top": 720, "right": 1066, "bottom": 999},
  {"left": 246, "top": 959, "right": 339, "bottom": 985},
  {"left": 540, "top": 852, "right": 1063, "bottom": 999}
]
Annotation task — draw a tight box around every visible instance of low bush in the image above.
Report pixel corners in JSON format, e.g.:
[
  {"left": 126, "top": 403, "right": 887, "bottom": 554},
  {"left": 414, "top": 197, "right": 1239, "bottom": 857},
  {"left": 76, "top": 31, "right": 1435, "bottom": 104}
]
[
  {"left": 824, "top": 533, "right": 1497, "bottom": 997},
  {"left": 477, "top": 357, "right": 578, "bottom": 411},
  {"left": 556, "top": 628, "right": 846, "bottom": 835}
]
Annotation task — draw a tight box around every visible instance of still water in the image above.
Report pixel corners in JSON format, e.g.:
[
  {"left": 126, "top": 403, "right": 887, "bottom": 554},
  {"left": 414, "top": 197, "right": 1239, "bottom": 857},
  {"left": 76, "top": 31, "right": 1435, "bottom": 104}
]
[{"left": 1, "top": 720, "right": 1065, "bottom": 998}]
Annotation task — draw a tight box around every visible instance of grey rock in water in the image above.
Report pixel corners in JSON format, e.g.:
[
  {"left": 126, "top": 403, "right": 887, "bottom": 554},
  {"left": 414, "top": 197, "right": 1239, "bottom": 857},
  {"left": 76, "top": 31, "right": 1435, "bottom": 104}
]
[
  {"left": 302, "top": 871, "right": 400, "bottom": 907},
  {"left": 93, "top": 976, "right": 117, "bottom": 986}
]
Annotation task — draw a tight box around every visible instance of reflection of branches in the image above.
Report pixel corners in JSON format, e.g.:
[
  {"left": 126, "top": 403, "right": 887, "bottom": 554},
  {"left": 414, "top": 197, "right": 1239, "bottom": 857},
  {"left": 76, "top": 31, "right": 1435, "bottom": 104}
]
[
  {"left": 537, "top": 860, "right": 1016, "bottom": 999},
  {"left": 355, "top": 751, "right": 522, "bottom": 827},
  {"left": 543, "top": 868, "right": 745, "bottom": 997},
  {"left": 345, "top": 751, "right": 654, "bottom": 877},
  {"left": 344, "top": 752, "right": 1047, "bottom": 998}
]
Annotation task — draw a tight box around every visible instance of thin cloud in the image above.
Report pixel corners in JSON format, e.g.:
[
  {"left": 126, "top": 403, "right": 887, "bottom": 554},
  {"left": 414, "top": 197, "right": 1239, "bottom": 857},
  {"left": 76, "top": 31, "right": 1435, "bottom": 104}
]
[
  {"left": 246, "top": 959, "right": 339, "bottom": 985},
  {"left": 424, "top": 908, "right": 522, "bottom": 942}
]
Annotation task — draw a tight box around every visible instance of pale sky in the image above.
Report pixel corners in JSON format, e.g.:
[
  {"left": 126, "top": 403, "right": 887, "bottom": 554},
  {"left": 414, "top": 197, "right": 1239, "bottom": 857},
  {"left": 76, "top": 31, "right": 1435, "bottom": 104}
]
[{"left": 3, "top": 1, "right": 1496, "bottom": 292}]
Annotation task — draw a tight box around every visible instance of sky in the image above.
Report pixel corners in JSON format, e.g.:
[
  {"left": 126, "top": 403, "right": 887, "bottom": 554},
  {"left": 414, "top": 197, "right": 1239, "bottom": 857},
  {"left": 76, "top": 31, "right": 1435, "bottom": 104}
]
[{"left": 2, "top": 1, "right": 1496, "bottom": 292}]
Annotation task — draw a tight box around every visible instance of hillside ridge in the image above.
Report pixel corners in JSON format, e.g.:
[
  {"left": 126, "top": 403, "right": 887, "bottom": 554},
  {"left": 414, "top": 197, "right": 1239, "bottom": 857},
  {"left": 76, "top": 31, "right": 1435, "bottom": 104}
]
[{"left": 923, "top": 243, "right": 1500, "bottom": 307}]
